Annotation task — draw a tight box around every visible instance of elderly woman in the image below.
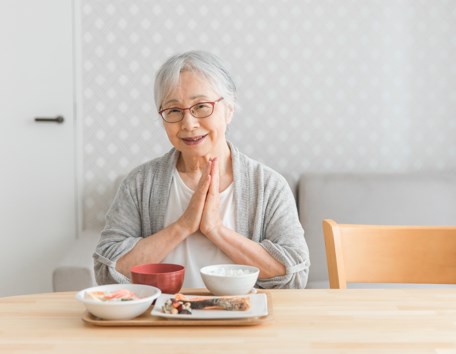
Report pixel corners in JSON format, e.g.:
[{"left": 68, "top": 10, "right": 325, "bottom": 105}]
[{"left": 94, "top": 50, "right": 310, "bottom": 289}]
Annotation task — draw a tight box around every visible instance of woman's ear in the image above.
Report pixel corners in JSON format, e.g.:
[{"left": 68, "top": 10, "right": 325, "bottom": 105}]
[{"left": 225, "top": 103, "right": 234, "bottom": 125}]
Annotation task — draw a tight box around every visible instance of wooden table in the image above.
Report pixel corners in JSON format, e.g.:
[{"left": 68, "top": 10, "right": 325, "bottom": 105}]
[{"left": 1, "top": 289, "right": 456, "bottom": 353}]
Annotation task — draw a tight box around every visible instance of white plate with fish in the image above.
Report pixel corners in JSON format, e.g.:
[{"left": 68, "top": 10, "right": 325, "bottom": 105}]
[{"left": 151, "top": 293, "right": 269, "bottom": 320}]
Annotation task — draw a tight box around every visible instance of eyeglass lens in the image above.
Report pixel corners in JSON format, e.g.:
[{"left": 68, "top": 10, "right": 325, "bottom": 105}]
[{"left": 162, "top": 102, "right": 214, "bottom": 122}]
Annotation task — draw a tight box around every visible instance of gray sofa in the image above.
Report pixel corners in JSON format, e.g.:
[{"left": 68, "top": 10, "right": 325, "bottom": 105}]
[
  {"left": 53, "top": 172, "right": 456, "bottom": 291},
  {"left": 299, "top": 172, "right": 456, "bottom": 288},
  {"left": 52, "top": 230, "right": 99, "bottom": 291}
]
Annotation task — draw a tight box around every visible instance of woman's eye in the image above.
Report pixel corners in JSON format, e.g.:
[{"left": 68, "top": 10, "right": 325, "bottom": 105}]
[
  {"left": 194, "top": 103, "right": 211, "bottom": 110},
  {"left": 168, "top": 108, "right": 182, "bottom": 114}
]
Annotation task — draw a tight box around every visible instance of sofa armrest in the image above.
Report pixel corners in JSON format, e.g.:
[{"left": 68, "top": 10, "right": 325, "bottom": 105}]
[{"left": 52, "top": 230, "right": 100, "bottom": 292}]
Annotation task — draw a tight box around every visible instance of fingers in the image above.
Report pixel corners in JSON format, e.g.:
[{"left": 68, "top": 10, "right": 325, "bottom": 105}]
[
  {"left": 190, "top": 160, "right": 212, "bottom": 211},
  {"left": 209, "top": 157, "right": 219, "bottom": 194},
  {"left": 177, "top": 158, "right": 221, "bottom": 236},
  {"left": 176, "top": 160, "right": 213, "bottom": 235},
  {"left": 200, "top": 157, "right": 222, "bottom": 237}
]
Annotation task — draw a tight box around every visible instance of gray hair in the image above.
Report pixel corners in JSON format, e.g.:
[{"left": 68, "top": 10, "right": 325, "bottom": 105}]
[{"left": 154, "top": 50, "right": 237, "bottom": 112}]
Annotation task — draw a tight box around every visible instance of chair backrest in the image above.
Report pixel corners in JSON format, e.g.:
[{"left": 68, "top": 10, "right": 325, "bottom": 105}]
[{"left": 322, "top": 219, "right": 456, "bottom": 289}]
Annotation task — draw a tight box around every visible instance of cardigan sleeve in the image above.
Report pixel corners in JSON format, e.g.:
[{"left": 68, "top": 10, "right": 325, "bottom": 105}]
[
  {"left": 252, "top": 171, "right": 310, "bottom": 289},
  {"left": 231, "top": 144, "right": 310, "bottom": 289},
  {"left": 92, "top": 149, "right": 176, "bottom": 285},
  {"left": 93, "top": 176, "right": 143, "bottom": 285}
]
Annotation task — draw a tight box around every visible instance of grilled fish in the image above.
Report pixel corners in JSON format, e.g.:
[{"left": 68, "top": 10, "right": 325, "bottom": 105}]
[{"left": 176, "top": 294, "right": 250, "bottom": 311}]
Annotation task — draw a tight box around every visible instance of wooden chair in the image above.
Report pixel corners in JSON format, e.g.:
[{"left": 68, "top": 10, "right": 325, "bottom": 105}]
[{"left": 322, "top": 219, "right": 456, "bottom": 289}]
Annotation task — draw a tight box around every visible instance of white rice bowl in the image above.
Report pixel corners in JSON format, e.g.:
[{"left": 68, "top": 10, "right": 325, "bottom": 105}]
[{"left": 200, "top": 264, "right": 259, "bottom": 296}]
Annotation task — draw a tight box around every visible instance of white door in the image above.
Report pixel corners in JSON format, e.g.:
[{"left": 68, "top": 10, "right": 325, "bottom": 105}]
[{"left": 0, "top": 0, "right": 76, "bottom": 296}]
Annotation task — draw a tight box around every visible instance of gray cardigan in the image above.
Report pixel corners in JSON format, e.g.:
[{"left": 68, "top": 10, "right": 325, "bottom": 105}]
[{"left": 94, "top": 143, "right": 310, "bottom": 288}]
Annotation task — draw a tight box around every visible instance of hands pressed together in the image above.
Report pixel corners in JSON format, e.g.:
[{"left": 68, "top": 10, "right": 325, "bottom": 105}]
[
  {"left": 177, "top": 157, "right": 223, "bottom": 240},
  {"left": 116, "top": 155, "right": 286, "bottom": 280}
]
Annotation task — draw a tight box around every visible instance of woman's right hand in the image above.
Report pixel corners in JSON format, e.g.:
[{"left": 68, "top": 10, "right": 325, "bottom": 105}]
[{"left": 174, "top": 159, "right": 213, "bottom": 235}]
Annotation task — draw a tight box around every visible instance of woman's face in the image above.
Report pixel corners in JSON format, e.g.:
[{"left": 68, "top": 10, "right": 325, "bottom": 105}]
[{"left": 161, "top": 70, "right": 233, "bottom": 159}]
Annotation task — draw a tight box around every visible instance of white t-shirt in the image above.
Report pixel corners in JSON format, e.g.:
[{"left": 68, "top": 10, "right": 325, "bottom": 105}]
[{"left": 162, "top": 168, "right": 235, "bottom": 288}]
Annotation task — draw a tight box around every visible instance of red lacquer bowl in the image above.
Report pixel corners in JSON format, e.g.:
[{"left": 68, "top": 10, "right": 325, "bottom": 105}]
[{"left": 130, "top": 263, "right": 185, "bottom": 294}]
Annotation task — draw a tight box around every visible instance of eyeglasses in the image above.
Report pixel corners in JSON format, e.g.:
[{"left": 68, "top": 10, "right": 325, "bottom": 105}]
[{"left": 159, "top": 97, "right": 224, "bottom": 123}]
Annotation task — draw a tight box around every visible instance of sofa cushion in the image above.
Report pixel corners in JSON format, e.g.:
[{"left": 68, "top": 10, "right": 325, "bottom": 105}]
[{"left": 52, "top": 230, "right": 99, "bottom": 291}]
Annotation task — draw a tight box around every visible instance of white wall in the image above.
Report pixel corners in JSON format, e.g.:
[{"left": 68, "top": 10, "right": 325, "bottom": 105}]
[{"left": 79, "top": 0, "right": 456, "bottom": 230}]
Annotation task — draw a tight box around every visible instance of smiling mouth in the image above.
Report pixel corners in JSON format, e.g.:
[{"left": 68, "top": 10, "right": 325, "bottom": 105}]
[{"left": 181, "top": 134, "right": 208, "bottom": 144}]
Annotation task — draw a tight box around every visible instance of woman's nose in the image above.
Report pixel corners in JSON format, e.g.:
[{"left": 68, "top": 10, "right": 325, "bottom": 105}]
[{"left": 180, "top": 109, "right": 199, "bottom": 128}]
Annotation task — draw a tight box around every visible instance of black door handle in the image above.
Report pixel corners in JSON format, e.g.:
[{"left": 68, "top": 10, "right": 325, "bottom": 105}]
[{"left": 34, "top": 115, "right": 64, "bottom": 123}]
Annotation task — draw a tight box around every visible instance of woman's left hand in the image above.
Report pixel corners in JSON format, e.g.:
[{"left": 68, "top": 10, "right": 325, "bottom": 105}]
[{"left": 200, "top": 157, "right": 223, "bottom": 238}]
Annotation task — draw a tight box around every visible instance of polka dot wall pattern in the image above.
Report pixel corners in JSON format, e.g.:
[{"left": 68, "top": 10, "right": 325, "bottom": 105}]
[{"left": 80, "top": 0, "right": 456, "bottom": 231}]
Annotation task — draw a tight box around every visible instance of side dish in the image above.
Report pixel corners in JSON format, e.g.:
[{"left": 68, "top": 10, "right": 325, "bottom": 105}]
[
  {"left": 85, "top": 289, "right": 140, "bottom": 302},
  {"left": 162, "top": 294, "right": 251, "bottom": 315}
]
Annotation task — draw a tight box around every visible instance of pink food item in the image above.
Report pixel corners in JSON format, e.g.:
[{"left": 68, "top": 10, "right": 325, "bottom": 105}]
[{"left": 86, "top": 289, "right": 140, "bottom": 302}]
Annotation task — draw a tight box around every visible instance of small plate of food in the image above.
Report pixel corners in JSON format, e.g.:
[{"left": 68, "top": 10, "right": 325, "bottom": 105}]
[
  {"left": 151, "top": 293, "right": 268, "bottom": 320},
  {"left": 76, "top": 284, "right": 161, "bottom": 320}
]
